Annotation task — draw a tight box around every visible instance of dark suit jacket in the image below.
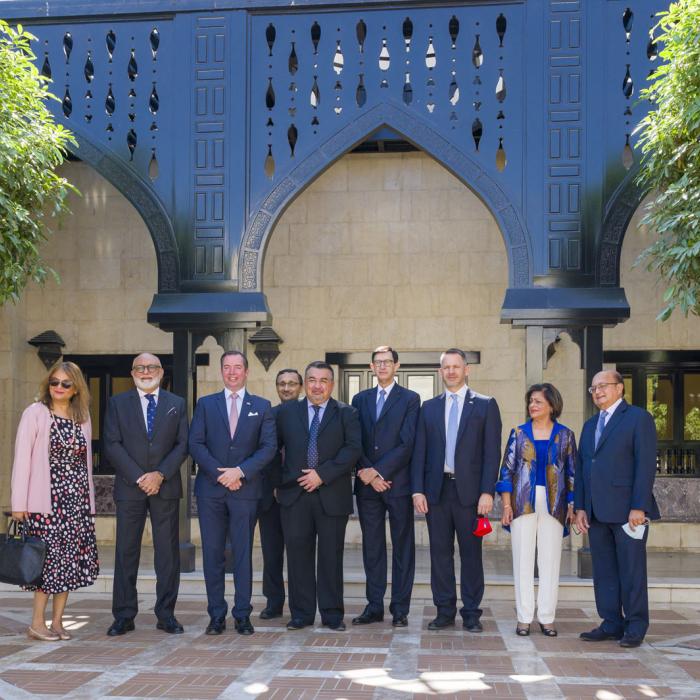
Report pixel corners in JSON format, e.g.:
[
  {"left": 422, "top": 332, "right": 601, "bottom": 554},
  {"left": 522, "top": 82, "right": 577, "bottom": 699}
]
[
  {"left": 574, "top": 400, "right": 660, "bottom": 523},
  {"left": 259, "top": 402, "right": 284, "bottom": 511},
  {"left": 103, "top": 388, "right": 189, "bottom": 501},
  {"left": 189, "top": 390, "right": 277, "bottom": 501},
  {"left": 411, "top": 388, "right": 502, "bottom": 507},
  {"left": 275, "top": 398, "right": 362, "bottom": 516},
  {"left": 352, "top": 384, "right": 420, "bottom": 499}
]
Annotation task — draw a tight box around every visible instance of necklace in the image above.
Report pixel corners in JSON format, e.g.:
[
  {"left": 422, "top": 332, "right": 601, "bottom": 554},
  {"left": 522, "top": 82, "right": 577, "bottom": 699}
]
[{"left": 50, "top": 410, "right": 80, "bottom": 453}]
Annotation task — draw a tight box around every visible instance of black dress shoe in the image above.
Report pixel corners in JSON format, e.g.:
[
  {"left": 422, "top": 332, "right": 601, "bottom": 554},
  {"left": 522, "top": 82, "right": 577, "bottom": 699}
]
[
  {"left": 156, "top": 616, "right": 184, "bottom": 634},
  {"left": 107, "top": 618, "right": 135, "bottom": 636},
  {"left": 463, "top": 619, "right": 483, "bottom": 633},
  {"left": 286, "top": 618, "right": 311, "bottom": 631},
  {"left": 259, "top": 607, "right": 284, "bottom": 620},
  {"left": 234, "top": 617, "right": 255, "bottom": 635},
  {"left": 428, "top": 615, "right": 455, "bottom": 631},
  {"left": 619, "top": 634, "right": 643, "bottom": 648},
  {"left": 324, "top": 620, "right": 346, "bottom": 631},
  {"left": 580, "top": 626, "right": 623, "bottom": 642},
  {"left": 205, "top": 618, "right": 226, "bottom": 635},
  {"left": 392, "top": 615, "right": 408, "bottom": 627},
  {"left": 352, "top": 609, "right": 384, "bottom": 625}
]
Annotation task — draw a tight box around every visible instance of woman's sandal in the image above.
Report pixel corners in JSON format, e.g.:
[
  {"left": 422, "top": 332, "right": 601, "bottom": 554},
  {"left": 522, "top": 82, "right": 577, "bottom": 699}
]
[
  {"left": 516, "top": 623, "right": 530, "bottom": 636},
  {"left": 49, "top": 625, "right": 72, "bottom": 641},
  {"left": 27, "top": 626, "right": 60, "bottom": 642},
  {"left": 539, "top": 623, "right": 558, "bottom": 637}
]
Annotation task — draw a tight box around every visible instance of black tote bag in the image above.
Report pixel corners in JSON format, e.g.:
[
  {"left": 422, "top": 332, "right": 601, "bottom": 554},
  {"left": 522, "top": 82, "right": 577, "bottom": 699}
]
[{"left": 0, "top": 519, "right": 46, "bottom": 586}]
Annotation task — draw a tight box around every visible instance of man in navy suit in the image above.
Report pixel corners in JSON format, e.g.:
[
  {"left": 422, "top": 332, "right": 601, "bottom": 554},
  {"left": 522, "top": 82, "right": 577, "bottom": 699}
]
[
  {"left": 257, "top": 368, "right": 303, "bottom": 620},
  {"left": 104, "top": 353, "right": 189, "bottom": 636},
  {"left": 575, "top": 369, "right": 660, "bottom": 648},
  {"left": 274, "top": 361, "right": 362, "bottom": 631},
  {"left": 351, "top": 346, "right": 419, "bottom": 627},
  {"left": 189, "top": 351, "right": 276, "bottom": 636},
  {"left": 411, "top": 348, "right": 502, "bottom": 632}
]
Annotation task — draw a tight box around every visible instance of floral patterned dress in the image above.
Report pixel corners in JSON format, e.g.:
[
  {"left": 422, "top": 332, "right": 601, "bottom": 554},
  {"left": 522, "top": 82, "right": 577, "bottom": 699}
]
[{"left": 22, "top": 415, "right": 99, "bottom": 593}]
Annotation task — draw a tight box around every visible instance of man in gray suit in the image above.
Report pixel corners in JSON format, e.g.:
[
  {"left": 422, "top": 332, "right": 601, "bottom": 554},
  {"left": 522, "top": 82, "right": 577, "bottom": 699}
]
[{"left": 103, "top": 353, "right": 189, "bottom": 636}]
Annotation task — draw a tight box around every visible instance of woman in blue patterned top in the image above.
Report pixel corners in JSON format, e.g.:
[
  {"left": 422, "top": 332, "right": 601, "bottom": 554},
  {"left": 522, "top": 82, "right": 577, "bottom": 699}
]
[{"left": 496, "top": 383, "right": 576, "bottom": 637}]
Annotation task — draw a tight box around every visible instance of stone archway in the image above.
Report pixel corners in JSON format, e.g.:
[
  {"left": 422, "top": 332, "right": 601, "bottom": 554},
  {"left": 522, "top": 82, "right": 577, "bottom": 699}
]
[
  {"left": 66, "top": 127, "right": 180, "bottom": 293},
  {"left": 239, "top": 102, "right": 531, "bottom": 294}
]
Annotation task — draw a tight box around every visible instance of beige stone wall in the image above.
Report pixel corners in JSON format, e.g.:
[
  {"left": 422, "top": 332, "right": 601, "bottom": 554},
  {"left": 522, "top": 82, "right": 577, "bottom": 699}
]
[
  {"left": 606, "top": 196, "right": 700, "bottom": 350},
  {"left": 256, "top": 152, "right": 525, "bottom": 444},
  {"left": 0, "top": 161, "right": 170, "bottom": 513}
]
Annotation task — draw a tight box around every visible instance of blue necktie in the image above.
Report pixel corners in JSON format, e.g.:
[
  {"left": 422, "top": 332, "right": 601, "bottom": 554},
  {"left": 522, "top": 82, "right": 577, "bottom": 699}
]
[
  {"left": 146, "top": 394, "right": 157, "bottom": 439},
  {"left": 445, "top": 393, "right": 459, "bottom": 472},
  {"left": 594, "top": 409, "right": 608, "bottom": 449},
  {"left": 308, "top": 405, "right": 321, "bottom": 470},
  {"left": 376, "top": 389, "right": 386, "bottom": 420}
]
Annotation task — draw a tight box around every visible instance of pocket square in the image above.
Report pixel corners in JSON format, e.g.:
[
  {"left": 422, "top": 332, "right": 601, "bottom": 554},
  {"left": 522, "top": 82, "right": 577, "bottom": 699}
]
[
  {"left": 247, "top": 411, "right": 259, "bottom": 417},
  {"left": 167, "top": 407, "right": 177, "bottom": 415}
]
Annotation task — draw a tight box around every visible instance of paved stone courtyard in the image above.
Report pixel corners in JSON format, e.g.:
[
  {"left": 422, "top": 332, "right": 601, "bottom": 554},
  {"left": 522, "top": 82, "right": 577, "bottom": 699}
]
[{"left": 1, "top": 593, "right": 699, "bottom": 699}]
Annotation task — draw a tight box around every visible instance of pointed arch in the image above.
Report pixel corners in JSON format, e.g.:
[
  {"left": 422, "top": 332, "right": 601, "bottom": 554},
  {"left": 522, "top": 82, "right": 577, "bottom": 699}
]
[
  {"left": 598, "top": 171, "right": 648, "bottom": 287},
  {"left": 238, "top": 102, "right": 531, "bottom": 292},
  {"left": 66, "top": 128, "right": 180, "bottom": 292}
]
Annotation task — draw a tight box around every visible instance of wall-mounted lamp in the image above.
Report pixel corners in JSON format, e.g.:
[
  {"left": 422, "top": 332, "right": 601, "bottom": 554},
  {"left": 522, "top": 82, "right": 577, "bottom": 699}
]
[
  {"left": 28, "top": 330, "right": 66, "bottom": 369},
  {"left": 248, "top": 326, "right": 283, "bottom": 371}
]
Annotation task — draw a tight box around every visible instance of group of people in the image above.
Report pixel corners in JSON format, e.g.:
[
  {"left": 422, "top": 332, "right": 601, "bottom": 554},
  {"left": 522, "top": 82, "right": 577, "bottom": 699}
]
[{"left": 10, "top": 345, "right": 659, "bottom": 649}]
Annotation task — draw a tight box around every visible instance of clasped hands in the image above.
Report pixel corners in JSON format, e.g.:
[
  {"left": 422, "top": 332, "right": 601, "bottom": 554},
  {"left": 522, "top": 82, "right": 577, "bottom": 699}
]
[
  {"left": 137, "top": 471, "right": 164, "bottom": 496},
  {"left": 358, "top": 467, "right": 392, "bottom": 493},
  {"left": 217, "top": 466, "right": 245, "bottom": 491},
  {"left": 298, "top": 468, "right": 323, "bottom": 492}
]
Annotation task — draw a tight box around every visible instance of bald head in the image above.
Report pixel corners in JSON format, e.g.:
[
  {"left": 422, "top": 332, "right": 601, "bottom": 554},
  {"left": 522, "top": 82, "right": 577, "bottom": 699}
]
[{"left": 590, "top": 370, "right": 624, "bottom": 411}]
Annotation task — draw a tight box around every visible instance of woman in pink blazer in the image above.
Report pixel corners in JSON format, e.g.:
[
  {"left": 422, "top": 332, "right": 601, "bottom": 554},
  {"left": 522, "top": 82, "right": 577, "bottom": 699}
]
[{"left": 11, "top": 361, "right": 99, "bottom": 641}]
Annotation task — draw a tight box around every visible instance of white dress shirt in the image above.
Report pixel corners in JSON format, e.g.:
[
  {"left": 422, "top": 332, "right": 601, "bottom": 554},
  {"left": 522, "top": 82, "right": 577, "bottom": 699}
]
[
  {"left": 601, "top": 397, "right": 623, "bottom": 426},
  {"left": 376, "top": 381, "right": 396, "bottom": 406},
  {"left": 137, "top": 387, "right": 160, "bottom": 430}
]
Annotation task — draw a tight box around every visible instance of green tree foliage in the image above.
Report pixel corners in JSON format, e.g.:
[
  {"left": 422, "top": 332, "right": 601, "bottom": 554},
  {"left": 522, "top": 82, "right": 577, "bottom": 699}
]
[
  {"left": 635, "top": 0, "right": 700, "bottom": 320},
  {"left": 0, "top": 20, "right": 76, "bottom": 304}
]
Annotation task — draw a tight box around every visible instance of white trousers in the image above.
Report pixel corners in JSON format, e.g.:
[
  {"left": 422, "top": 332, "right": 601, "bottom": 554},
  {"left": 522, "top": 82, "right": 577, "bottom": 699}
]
[{"left": 510, "top": 485, "right": 564, "bottom": 624}]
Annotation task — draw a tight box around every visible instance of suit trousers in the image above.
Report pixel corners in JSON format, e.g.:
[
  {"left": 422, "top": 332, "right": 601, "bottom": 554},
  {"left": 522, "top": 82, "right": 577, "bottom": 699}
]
[
  {"left": 257, "top": 499, "right": 286, "bottom": 612},
  {"left": 281, "top": 491, "right": 348, "bottom": 625},
  {"left": 589, "top": 514, "right": 650, "bottom": 639},
  {"left": 198, "top": 494, "right": 257, "bottom": 620},
  {"left": 425, "top": 478, "right": 483, "bottom": 622},
  {"left": 509, "top": 486, "right": 564, "bottom": 624},
  {"left": 113, "top": 497, "right": 180, "bottom": 621},
  {"left": 356, "top": 493, "right": 415, "bottom": 616}
]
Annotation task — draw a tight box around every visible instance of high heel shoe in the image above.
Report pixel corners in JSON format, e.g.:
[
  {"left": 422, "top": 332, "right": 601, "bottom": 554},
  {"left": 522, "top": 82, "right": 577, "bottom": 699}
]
[
  {"left": 49, "top": 625, "right": 72, "bottom": 641},
  {"left": 27, "top": 626, "right": 60, "bottom": 641},
  {"left": 539, "top": 623, "right": 558, "bottom": 637}
]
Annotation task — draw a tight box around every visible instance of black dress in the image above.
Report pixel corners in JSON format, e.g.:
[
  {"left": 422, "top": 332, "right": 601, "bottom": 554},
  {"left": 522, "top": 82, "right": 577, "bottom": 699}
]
[{"left": 22, "top": 415, "right": 99, "bottom": 593}]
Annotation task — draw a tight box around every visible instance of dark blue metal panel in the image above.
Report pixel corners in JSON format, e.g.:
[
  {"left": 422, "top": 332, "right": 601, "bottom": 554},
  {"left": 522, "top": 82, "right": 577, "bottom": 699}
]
[{"left": 5, "top": 0, "right": 669, "bottom": 328}]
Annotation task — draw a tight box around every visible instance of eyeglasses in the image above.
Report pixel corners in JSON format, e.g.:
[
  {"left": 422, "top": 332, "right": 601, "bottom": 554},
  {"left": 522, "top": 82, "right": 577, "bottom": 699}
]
[
  {"left": 132, "top": 364, "right": 163, "bottom": 374},
  {"left": 587, "top": 382, "right": 621, "bottom": 394},
  {"left": 49, "top": 379, "right": 74, "bottom": 389},
  {"left": 373, "top": 360, "right": 395, "bottom": 367}
]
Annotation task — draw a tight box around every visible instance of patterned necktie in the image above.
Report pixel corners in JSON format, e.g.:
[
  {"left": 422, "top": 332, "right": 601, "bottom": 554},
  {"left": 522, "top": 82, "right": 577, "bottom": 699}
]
[
  {"left": 145, "top": 394, "right": 157, "bottom": 439},
  {"left": 445, "top": 393, "right": 459, "bottom": 472},
  {"left": 229, "top": 393, "right": 239, "bottom": 439},
  {"left": 594, "top": 409, "right": 608, "bottom": 449},
  {"left": 308, "top": 405, "right": 321, "bottom": 470},
  {"left": 376, "top": 389, "right": 386, "bottom": 420}
]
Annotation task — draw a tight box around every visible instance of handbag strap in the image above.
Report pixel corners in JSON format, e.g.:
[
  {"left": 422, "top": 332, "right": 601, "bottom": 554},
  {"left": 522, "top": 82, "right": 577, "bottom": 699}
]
[{"left": 7, "top": 519, "right": 20, "bottom": 539}]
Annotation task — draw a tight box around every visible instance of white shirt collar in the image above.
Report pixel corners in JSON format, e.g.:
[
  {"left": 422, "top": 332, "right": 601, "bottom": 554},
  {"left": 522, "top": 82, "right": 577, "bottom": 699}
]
[
  {"left": 225, "top": 387, "right": 245, "bottom": 402},
  {"left": 137, "top": 387, "right": 160, "bottom": 401},
  {"left": 376, "top": 381, "right": 395, "bottom": 399},
  {"left": 446, "top": 384, "right": 468, "bottom": 401},
  {"left": 603, "top": 397, "right": 623, "bottom": 417}
]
